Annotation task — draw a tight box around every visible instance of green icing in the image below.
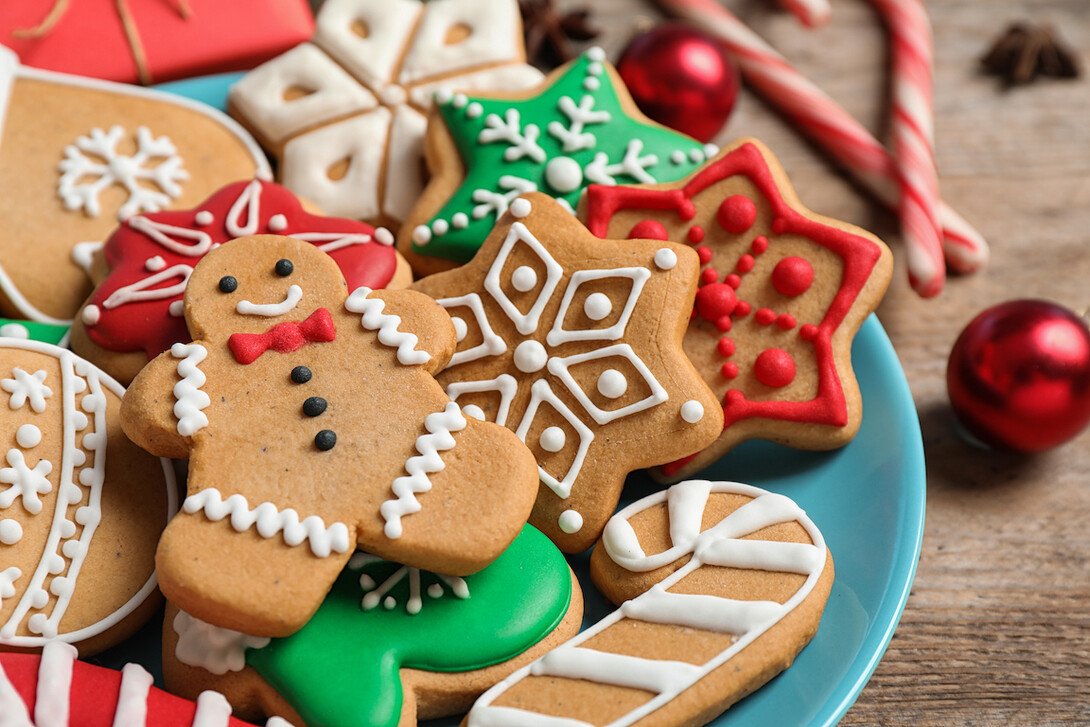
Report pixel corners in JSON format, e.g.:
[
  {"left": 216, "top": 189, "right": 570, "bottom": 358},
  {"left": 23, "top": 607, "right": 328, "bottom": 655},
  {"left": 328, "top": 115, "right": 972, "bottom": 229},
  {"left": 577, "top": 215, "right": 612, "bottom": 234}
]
[
  {"left": 0, "top": 319, "right": 70, "bottom": 346},
  {"left": 413, "top": 48, "right": 714, "bottom": 263},
  {"left": 245, "top": 525, "right": 571, "bottom": 727}
]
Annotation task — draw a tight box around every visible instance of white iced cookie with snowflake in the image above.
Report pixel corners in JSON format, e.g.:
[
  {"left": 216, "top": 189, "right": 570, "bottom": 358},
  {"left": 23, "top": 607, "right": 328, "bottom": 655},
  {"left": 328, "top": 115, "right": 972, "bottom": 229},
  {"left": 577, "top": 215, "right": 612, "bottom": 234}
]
[
  {"left": 0, "top": 47, "right": 269, "bottom": 324},
  {"left": 228, "top": 0, "right": 544, "bottom": 229},
  {"left": 412, "top": 193, "right": 724, "bottom": 553},
  {"left": 0, "top": 339, "right": 176, "bottom": 656}
]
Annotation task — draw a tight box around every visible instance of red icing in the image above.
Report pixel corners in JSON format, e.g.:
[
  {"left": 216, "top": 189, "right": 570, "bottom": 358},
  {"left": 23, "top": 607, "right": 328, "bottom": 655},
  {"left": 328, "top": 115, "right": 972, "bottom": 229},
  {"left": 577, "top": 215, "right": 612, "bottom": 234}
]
[
  {"left": 0, "top": 652, "right": 258, "bottom": 727},
  {"left": 736, "top": 254, "right": 755, "bottom": 273},
  {"left": 229, "top": 308, "right": 336, "bottom": 365},
  {"left": 688, "top": 226, "right": 705, "bottom": 244},
  {"left": 717, "top": 338, "right": 735, "bottom": 357},
  {"left": 584, "top": 141, "right": 886, "bottom": 445},
  {"left": 754, "top": 348, "right": 796, "bottom": 388},
  {"left": 755, "top": 308, "right": 776, "bottom": 325},
  {"left": 86, "top": 180, "right": 397, "bottom": 361},
  {"left": 696, "top": 246, "right": 713, "bottom": 264},
  {"left": 628, "top": 220, "right": 670, "bottom": 240},
  {"left": 750, "top": 236, "right": 769, "bottom": 255},
  {"left": 721, "top": 362, "right": 739, "bottom": 378},
  {"left": 700, "top": 268, "right": 719, "bottom": 285},
  {"left": 772, "top": 256, "right": 815, "bottom": 296},
  {"left": 696, "top": 284, "right": 737, "bottom": 330}
]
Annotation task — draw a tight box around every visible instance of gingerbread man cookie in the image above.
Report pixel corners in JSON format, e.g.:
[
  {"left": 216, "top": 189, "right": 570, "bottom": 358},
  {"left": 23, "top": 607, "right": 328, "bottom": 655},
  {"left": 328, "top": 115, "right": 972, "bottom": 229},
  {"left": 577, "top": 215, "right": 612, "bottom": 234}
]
[
  {"left": 121, "top": 235, "right": 539, "bottom": 637},
  {"left": 581, "top": 138, "right": 893, "bottom": 480},
  {"left": 412, "top": 193, "right": 723, "bottom": 553},
  {"left": 70, "top": 178, "right": 411, "bottom": 385}
]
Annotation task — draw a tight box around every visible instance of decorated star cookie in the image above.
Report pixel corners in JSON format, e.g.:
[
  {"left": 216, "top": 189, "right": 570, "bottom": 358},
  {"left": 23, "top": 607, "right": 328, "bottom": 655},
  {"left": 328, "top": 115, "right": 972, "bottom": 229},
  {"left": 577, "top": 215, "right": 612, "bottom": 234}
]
[
  {"left": 0, "top": 642, "right": 275, "bottom": 727},
  {"left": 69, "top": 178, "right": 411, "bottom": 385},
  {"left": 162, "top": 525, "right": 582, "bottom": 727},
  {"left": 121, "top": 235, "right": 540, "bottom": 637},
  {"left": 411, "top": 193, "right": 722, "bottom": 553},
  {"left": 0, "top": 47, "right": 269, "bottom": 324},
  {"left": 397, "top": 46, "right": 719, "bottom": 276},
  {"left": 581, "top": 138, "right": 894, "bottom": 480},
  {"left": 469, "top": 479, "right": 834, "bottom": 727},
  {"left": 0, "top": 340, "right": 176, "bottom": 656},
  {"left": 228, "top": 0, "right": 544, "bottom": 227}
]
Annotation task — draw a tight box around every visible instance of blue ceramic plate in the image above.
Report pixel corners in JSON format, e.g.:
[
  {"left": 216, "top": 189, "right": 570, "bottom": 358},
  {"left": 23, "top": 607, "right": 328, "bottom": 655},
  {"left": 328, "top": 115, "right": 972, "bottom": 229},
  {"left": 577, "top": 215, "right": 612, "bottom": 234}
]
[{"left": 132, "top": 75, "right": 925, "bottom": 726}]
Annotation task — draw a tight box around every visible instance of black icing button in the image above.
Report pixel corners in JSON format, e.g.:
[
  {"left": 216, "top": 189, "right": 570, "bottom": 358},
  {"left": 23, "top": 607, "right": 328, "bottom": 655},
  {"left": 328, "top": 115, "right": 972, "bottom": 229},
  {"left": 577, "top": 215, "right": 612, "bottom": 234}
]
[
  {"left": 315, "top": 430, "right": 337, "bottom": 451},
  {"left": 303, "top": 397, "right": 327, "bottom": 417},
  {"left": 290, "top": 366, "right": 312, "bottom": 384},
  {"left": 275, "top": 259, "right": 294, "bottom": 277},
  {"left": 218, "top": 275, "right": 238, "bottom": 293}
]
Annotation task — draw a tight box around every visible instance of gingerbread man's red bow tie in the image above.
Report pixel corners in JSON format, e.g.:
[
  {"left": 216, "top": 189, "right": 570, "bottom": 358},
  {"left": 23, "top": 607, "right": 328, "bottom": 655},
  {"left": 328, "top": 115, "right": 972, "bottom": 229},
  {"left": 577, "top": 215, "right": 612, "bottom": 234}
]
[{"left": 228, "top": 308, "right": 336, "bottom": 364}]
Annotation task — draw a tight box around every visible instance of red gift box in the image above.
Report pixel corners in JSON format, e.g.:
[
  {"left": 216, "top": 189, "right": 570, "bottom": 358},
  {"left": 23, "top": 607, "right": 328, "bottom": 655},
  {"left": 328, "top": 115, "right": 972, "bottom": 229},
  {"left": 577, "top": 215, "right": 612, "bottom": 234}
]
[{"left": 0, "top": 0, "right": 314, "bottom": 85}]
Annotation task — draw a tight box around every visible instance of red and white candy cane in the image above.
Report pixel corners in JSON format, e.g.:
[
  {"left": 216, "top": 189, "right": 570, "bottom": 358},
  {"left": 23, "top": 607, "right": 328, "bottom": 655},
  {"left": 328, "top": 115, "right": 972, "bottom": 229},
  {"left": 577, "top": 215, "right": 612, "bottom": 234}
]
[{"left": 655, "top": 0, "right": 989, "bottom": 296}]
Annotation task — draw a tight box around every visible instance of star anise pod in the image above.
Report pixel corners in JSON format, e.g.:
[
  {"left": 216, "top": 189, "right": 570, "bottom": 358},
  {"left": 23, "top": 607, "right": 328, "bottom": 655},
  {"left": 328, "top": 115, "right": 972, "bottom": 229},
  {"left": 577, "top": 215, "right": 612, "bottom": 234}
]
[
  {"left": 520, "top": 0, "right": 600, "bottom": 69},
  {"left": 981, "top": 22, "right": 1080, "bottom": 86}
]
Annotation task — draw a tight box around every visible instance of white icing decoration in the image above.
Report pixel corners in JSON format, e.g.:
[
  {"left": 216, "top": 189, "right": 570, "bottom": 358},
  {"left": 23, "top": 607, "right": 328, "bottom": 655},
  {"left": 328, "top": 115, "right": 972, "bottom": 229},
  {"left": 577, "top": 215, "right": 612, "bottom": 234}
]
[
  {"left": 437, "top": 294, "right": 508, "bottom": 367},
  {"left": 71, "top": 240, "right": 103, "bottom": 277},
  {"left": 479, "top": 109, "right": 546, "bottom": 163},
  {"left": 587, "top": 46, "right": 606, "bottom": 62},
  {"left": 445, "top": 374, "right": 518, "bottom": 426},
  {"left": 381, "top": 402, "right": 467, "bottom": 539},
  {"left": 112, "top": 663, "right": 154, "bottom": 727},
  {"left": 15, "top": 424, "right": 41, "bottom": 448},
  {"left": 235, "top": 284, "right": 303, "bottom": 317},
  {"left": 539, "top": 426, "right": 566, "bottom": 453},
  {"left": 432, "top": 218, "right": 449, "bottom": 236},
  {"left": 101, "top": 263, "right": 193, "bottom": 310},
  {"left": 548, "top": 344, "right": 669, "bottom": 425},
  {"left": 81, "top": 305, "right": 102, "bottom": 326},
  {"left": 2, "top": 368, "right": 52, "bottom": 412},
  {"left": 57, "top": 125, "right": 189, "bottom": 220},
  {"left": 0, "top": 519, "right": 21, "bottom": 545},
  {"left": 681, "top": 400, "right": 705, "bottom": 424},
  {"left": 345, "top": 287, "right": 432, "bottom": 366},
  {"left": 509, "top": 197, "right": 533, "bottom": 219},
  {"left": 584, "top": 139, "right": 659, "bottom": 185},
  {"left": 654, "top": 248, "right": 678, "bottom": 270},
  {"left": 0, "top": 450, "right": 52, "bottom": 514},
  {"left": 462, "top": 404, "right": 486, "bottom": 420},
  {"left": 34, "top": 640, "right": 76, "bottom": 727},
  {"left": 268, "top": 213, "right": 289, "bottom": 232},
  {"left": 169, "top": 301, "right": 185, "bottom": 318},
  {"left": 544, "top": 156, "right": 583, "bottom": 194},
  {"left": 195, "top": 210, "right": 215, "bottom": 226},
  {"left": 690, "top": 148, "right": 705, "bottom": 163},
  {"left": 127, "top": 215, "right": 214, "bottom": 256},
  {"left": 145, "top": 256, "right": 167, "bottom": 272},
  {"left": 182, "top": 488, "right": 351, "bottom": 558},
  {"left": 351, "top": 554, "right": 470, "bottom": 615},
  {"left": 558, "top": 510, "right": 583, "bottom": 534},
  {"left": 413, "top": 225, "right": 432, "bottom": 246},
  {"left": 171, "top": 343, "right": 211, "bottom": 437},
  {"left": 548, "top": 95, "right": 611, "bottom": 153},
  {"left": 472, "top": 175, "right": 537, "bottom": 221},
  {"left": 466, "top": 102, "right": 484, "bottom": 118},
  {"left": 173, "top": 609, "right": 271, "bottom": 675},
  {"left": 451, "top": 316, "right": 468, "bottom": 342},
  {"left": 546, "top": 267, "right": 650, "bottom": 346},
  {"left": 514, "top": 380, "right": 594, "bottom": 499},
  {"left": 671, "top": 150, "right": 687, "bottom": 164},
  {"left": 511, "top": 265, "right": 538, "bottom": 292},
  {"left": 452, "top": 212, "right": 470, "bottom": 229},
  {"left": 0, "top": 323, "right": 28, "bottom": 339},
  {"left": 583, "top": 292, "right": 612, "bottom": 321},
  {"left": 374, "top": 227, "right": 395, "bottom": 246},
  {"left": 596, "top": 369, "right": 628, "bottom": 399},
  {"left": 483, "top": 223, "right": 563, "bottom": 336},
  {"left": 452, "top": 94, "right": 468, "bottom": 108},
  {"left": 468, "top": 480, "right": 827, "bottom": 727},
  {"left": 513, "top": 341, "right": 547, "bottom": 373},
  {"left": 193, "top": 691, "right": 233, "bottom": 727}
]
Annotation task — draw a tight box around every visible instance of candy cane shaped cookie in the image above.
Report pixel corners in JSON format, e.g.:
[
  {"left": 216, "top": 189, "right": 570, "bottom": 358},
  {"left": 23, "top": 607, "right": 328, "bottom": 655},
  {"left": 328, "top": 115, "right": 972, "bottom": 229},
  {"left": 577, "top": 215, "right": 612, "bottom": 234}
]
[{"left": 467, "top": 480, "right": 834, "bottom": 726}]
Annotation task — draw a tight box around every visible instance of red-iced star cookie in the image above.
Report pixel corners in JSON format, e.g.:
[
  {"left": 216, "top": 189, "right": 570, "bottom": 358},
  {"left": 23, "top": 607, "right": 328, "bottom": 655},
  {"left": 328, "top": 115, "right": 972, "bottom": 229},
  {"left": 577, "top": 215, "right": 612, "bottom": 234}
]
[{"left": 581, "top": 138, "right": 893, "bottom": 480}]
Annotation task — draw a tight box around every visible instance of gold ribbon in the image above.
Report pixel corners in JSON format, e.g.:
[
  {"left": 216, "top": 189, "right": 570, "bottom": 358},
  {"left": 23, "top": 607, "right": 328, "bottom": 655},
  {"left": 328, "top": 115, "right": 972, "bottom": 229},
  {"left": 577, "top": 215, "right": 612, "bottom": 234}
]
[{"left": 12, "top": 0, "right": 193, "bottom": 85}]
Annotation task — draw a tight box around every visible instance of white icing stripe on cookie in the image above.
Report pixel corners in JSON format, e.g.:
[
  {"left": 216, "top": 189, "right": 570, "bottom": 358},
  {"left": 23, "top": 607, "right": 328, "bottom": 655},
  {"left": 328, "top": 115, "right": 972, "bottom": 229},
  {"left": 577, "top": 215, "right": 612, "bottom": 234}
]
[
  {"left": 235, "top": 284, "right": 303, "bottom": 317},
  {"left": 345, "top": 287, "right": 431, "bottom": 365},
  {"left": 381, "top": 402, "right": 468, "bottom": 539},
  {"left": 34, "top": 641, "right": 77, "bottom": 727},
  {"left": 192, "top": 691, "right": 233, "bottom": 727},
  {"left": 171, "top": 343, "right": 211, "bottom": 437},
  {"left": 0, "top": 652, "right": 33, "bottom": 726},
  {"left": 112, "top": 663, "right": 154, "bottom": 727},
  {"left": 467, "top": 480, "right": 827, "bottom": 727},
  {"left": 182, "top": 488, "right": 351, "bottom": 558}
]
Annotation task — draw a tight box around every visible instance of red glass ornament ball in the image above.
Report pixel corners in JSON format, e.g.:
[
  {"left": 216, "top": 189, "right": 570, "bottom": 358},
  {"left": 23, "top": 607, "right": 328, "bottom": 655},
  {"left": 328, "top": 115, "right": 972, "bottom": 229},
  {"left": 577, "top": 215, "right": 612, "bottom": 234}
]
[
  {"left": 947, "top": 299, "right": 1090, "bottom": 453},
  {"left": 617, "top": 23, "right": 740, "bottom": 142}
]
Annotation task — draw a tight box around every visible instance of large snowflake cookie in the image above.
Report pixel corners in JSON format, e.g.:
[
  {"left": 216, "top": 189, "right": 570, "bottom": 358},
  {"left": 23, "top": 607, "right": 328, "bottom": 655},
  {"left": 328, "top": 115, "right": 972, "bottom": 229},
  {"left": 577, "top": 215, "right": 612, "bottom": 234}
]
[
  {"left": 0, "top": 339, "right": 176, "bottom": 656},
  {"left": 121, "top": 234, "right": 540, "bottom": 637},
  {"left": 411, "top": 193, "right": 723, "bottom": 553},
  {"left": 0, "top": 47, "right": 269, "bottom": 324},
  {"left": 161, "top": 525, "right": 582, "bottom": 727},
  {"left": 469, "top": 479, "right": 834, "bottom": 726},
  {"left": 70, "top": 178, "right": 411, "bottom": 385},
  {"left": 228, "top": 0, "right": 544, "bottom": 227},
  {"left": 582, "top": 138, "right": 894, "bottom": 481},
  {"left": 396, "top": 47, "right": 719, "bottom": 276}
]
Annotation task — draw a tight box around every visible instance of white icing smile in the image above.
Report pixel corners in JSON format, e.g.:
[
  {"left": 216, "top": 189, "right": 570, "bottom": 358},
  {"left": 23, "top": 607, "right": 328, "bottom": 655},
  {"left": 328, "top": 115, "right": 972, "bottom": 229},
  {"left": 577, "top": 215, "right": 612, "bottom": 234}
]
[{"left": 236, "top": 284, "right": 302, "bottom": 316}]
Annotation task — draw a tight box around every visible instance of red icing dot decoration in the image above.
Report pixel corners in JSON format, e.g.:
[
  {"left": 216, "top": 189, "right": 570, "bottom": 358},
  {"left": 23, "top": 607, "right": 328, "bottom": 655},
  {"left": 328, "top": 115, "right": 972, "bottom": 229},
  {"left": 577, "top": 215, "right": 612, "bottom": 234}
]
[
  {"left": 700, "top": 267, "right": 720, "bottom": 285},
  {"left": 750, "top": 236, "right": 769, "bottom": 255},
  {"left": 755, "top": 308, "right": 776, "bottom": 325},
  {"left": 628, "top": 219, "right": 670, "bottom": 240},
  {"left": 799, "top": 324, "right": 818, "bottom": 341},
  {"left": 725, "top": 274, "right": 742, "bottom": 289},
  {"left": 777, "top": 314, "right": 797, "bottom": 330},
  {"left": 680, "top": 201, "right": 697, "bottom": 220},
  {"left": 736, "top": 254, "right": 755, "bottom": 273},
  {"left": 721, "top": 362, "right": 739, "bottom": 379},
  {"left": 734, "top": 301, "right": 751, "bottom": 317},
  {"left": 754, "top": 348, "right": 796, "bottom": 388},
  {"left": 688, "top": 226, "right": 705, "bottom": 244},
  {"left": 697, "top": 246, "right": 713, "bottom": 264},
  {"left": 771, "top": 256, "right": 815, "bottom": 297},
  {"left": 717, "top": 195, "right": 757, "bottom": 234},
  {"left": 717, "top": 337, "right": 735, "bottom": 357},
  {"left": 696, "top": 283, "right": 737, "bottom": 330}
]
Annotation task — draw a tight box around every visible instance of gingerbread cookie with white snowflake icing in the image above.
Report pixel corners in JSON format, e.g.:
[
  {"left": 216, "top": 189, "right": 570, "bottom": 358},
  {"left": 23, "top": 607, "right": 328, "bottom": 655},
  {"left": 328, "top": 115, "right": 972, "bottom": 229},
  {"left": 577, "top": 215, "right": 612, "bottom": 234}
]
[
  {"left": 70, "top": 178, "right": 412, "bottom": 385},
  {"left": 0, "top": 47, "right": 269, "bottom": 324},
  {"left": 121, "top": 234, "right": 539, "bottom": 637},
  {"left": 228, "top": 0, "right": 544, "bottom": 229},
  {"left": 581, "top": 138, "right": 894, "bottom": 481},
  {"left": 411, "top": 193, "right": 723, "bottom": 553},
  {"left": 0, "top": 339, "right": 176, "bottom": 656},
  {"left": 397, "top": 46, "right": 720, "bottom": 276}
]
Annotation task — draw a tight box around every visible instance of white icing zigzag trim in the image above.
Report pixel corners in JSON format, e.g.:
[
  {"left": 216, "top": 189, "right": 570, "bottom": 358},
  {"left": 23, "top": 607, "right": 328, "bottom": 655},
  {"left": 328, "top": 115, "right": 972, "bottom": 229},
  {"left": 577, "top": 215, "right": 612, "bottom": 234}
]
[
  {"left": 182, "top": 488, "right": 351, "bottom": 558},
  {"left": 381, "top": 402, "right": 467, "bottom": 539},
  {"left": 345, "top": 287, "right": 431, "bottom": 366},
  {"left": 171, "top": 343, "right": 211, "bottom": 437}
]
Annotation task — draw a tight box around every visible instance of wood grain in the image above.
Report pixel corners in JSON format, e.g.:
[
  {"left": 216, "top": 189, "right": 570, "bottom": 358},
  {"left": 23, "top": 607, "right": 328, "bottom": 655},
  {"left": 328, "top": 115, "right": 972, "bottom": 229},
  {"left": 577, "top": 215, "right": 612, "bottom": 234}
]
[{"left": 564, "top": 0, "right": 1090, "bottom": 723}]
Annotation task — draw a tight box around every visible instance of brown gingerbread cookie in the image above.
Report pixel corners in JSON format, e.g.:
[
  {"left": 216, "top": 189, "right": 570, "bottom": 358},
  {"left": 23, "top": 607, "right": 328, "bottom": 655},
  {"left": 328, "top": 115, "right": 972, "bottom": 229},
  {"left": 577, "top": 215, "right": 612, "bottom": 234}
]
[
  {"left": 411, "top": 193, "right": 723, "bottom": 553},
  {"left": 121, "top": 235, "right": 540, "bottom": 637}
]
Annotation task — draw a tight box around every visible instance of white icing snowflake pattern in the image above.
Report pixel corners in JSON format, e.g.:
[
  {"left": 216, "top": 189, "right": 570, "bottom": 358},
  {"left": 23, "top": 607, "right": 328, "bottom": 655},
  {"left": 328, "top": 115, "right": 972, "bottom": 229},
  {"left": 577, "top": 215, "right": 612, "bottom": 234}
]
[
  {"left": 350, "top": 553, "right": 469, "bottom": 616},
  {"left": 1, "top": 368, "right": 52, "bottom": 412},
  {"left": 57, "top": 125, "right": 189, "bottom": 220},
  {"left": 0, "top": 449, "right": 53, "bottom": 515}
]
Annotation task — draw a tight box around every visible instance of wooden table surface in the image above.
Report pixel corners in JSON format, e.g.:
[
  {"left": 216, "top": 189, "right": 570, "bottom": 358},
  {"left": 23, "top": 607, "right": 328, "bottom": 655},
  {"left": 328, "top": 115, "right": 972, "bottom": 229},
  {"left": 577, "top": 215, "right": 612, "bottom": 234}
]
[{"left": 576, "top": 0, "right": 1090, "bottom": 723}]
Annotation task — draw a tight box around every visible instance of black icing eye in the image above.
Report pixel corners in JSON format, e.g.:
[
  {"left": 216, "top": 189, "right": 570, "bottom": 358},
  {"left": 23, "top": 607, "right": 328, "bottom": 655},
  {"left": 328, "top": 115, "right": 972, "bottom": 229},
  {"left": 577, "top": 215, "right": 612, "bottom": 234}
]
[
  {"left": 218, "top": 276, "right": 238, "bottom": 293},
  {"left": 275, "top": 259, "right": 294, "bottom": 277}
]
